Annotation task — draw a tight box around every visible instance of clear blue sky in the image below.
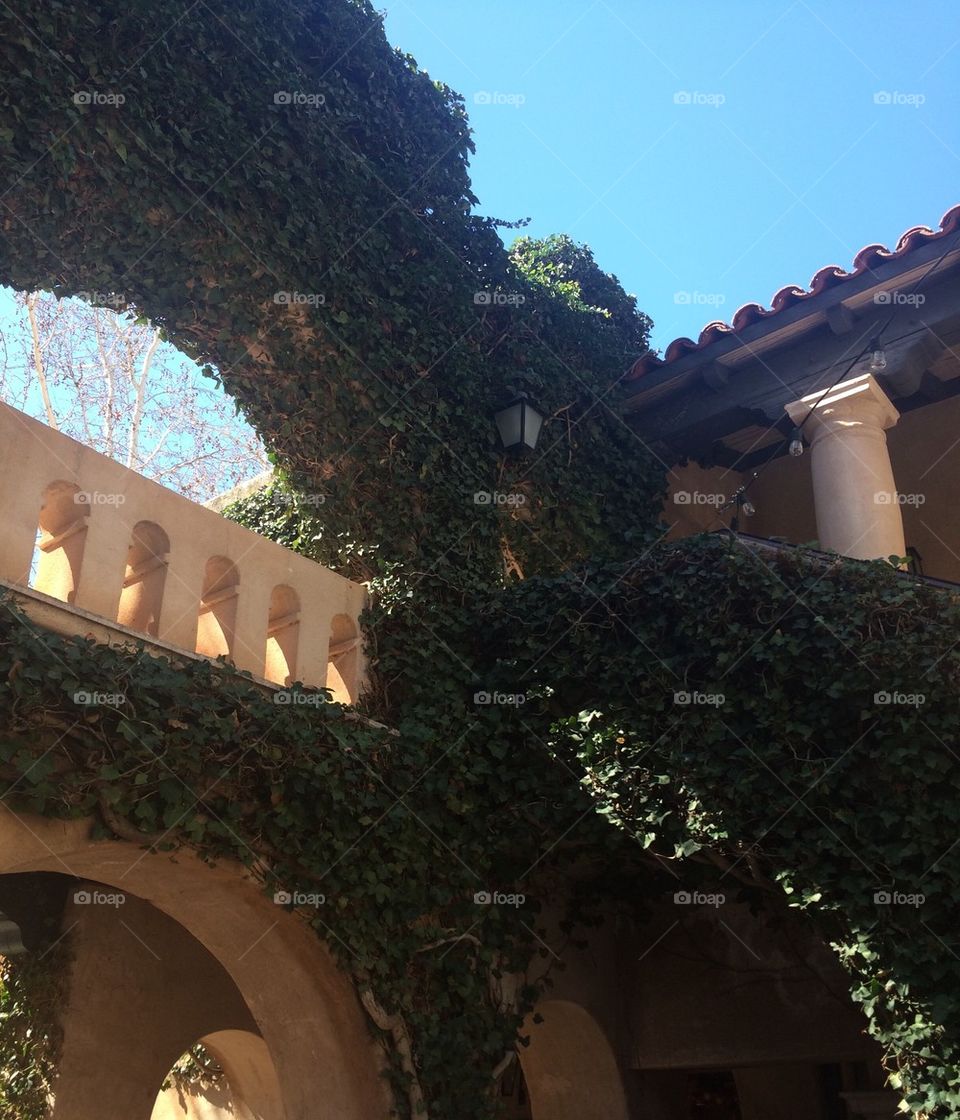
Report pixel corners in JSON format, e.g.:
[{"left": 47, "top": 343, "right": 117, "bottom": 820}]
[{"left": 382, "top": 0, "right": 959, "bottom": 353}]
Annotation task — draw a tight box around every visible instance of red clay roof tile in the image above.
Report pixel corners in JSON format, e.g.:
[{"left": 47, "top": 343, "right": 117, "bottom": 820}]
[{"left": 627, "top": 203, "right": 960, "bottom": 380}]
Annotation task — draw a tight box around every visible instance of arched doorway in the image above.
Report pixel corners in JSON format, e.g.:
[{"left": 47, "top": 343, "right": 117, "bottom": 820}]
[
  {"left": 152, "top": 1031, "right": 284, "bottom": 1120},
  {"left": 517, "top": 999, "right": 629, "bottom": 1120},
  {"left": 0, "top": 806, "right": 390, "bottom": 1120}
]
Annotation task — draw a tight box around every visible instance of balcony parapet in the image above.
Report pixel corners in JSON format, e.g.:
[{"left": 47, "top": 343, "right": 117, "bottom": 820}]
[{"left": 0, "top": 403, "right": 366, "bottom": 701}]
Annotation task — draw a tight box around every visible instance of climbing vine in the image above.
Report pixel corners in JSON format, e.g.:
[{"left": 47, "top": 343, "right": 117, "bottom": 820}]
[
  {"left": 0, "top": 593, "right": 647, "bottom": 1117},
  {"left": 0, "top": 943, "right": 69, "bottom": 1120},
  {"left": 477, "top": 535, "right": 960, "bottom": 1119}
]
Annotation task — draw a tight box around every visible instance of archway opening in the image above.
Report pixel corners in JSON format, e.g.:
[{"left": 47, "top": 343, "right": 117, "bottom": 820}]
[
  {"left": 325, "top": 613, "right": 359, "bottom": 703},
  {"left": 264, "top": 585, "right": 300, "bottom": 686},
  {"left": 196, "top": 556, "right": 241, "bottom": 659},
  {"left": 517, "top": 1000, "right": 629, "bottom": 1120},
  {"left": 118, "top": 520, "right": 170, "bottom": 636},
  {"left": 151, "top": 1031, "right": 284, "bottom": 1120},
  {"left": 0, "top": 810, "right": 389, "bottom": 1120},
  {"left": 30, "top": 480, "right": 90, "bottom": 603}
]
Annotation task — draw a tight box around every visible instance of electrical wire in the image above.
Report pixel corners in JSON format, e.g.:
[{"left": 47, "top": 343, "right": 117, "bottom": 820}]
[{"left": 719, "top": 225, "right": 960, "bottom": 527}]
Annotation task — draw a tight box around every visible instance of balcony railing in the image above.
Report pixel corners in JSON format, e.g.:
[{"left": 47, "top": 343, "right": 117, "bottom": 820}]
[
  {"left": 0, "top": 403, "right": 366, "bottom": 701},
  {"left": 727, "top": 530, "right": 960, "bottom": 591}
]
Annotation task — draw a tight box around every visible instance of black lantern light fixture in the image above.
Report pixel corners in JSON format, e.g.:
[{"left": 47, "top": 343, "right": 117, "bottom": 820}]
[{"left": 494, "top": 392, "right": 545, "bottom": 455}]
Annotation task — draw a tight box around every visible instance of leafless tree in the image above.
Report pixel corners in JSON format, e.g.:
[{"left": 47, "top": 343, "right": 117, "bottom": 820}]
[{"left": 0, "top": 290, "right": 267, "bottom": 502}]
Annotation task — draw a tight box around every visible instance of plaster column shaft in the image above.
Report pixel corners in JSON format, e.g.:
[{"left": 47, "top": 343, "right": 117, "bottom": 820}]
[{"left": 785, "top": 374, "right": 905, "bottom": 561}]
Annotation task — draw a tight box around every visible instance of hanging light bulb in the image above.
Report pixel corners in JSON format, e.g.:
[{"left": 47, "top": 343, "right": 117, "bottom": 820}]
[
  {"left": 788, "top": 426, "right": 804, "bottom": 457},
  {"left": 869, "top": 337, "right": 887, "bottom": 372},
  {"left": 741, "top": 499, "right": 756, "bottom": 518}
]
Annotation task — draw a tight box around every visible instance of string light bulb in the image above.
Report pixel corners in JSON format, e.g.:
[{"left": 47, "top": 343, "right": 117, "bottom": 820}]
[
  {"left": 869, "top": 338, "right": 887, "bottom": 372},
  {"left": 788, "top": 426, "right": 805, "bottom": 457}
]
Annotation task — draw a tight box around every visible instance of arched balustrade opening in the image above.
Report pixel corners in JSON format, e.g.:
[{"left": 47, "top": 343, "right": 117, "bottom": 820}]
[
  {"left": 264, "top": 585, "right": 300, "bottom": 686},
  {"left": 326, "top": 613, "right": 360, "bottom": 703},
  {"left": 30, "top": 481, "right": 90, "bottom": 603},
  {"left": 196, "top": 557, "right": 240, "bottom": 660},
  {"left": 117, "top": 521, "right": 170, "bottom": 637}
]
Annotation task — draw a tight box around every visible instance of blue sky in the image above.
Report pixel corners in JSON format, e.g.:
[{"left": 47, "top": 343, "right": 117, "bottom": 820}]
[
  {"left": 2, "top": 2, "right": 956, "bottom": 416},
  {"left": 383, "top": 0, "right": 959, "bottom": 353}
]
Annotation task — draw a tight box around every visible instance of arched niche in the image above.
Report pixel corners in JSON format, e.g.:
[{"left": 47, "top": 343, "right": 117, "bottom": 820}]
[
  {"left": 118, "top": 521, "right": 170, "bottom": 637},
  {"left": 196, "top": 557, "right": 240, "bottom": 659},
  {"left": 264, "top": 585, "right": 300, "bottom": 686},
  {"left": 325, "top": 614, "right": 360, "bottom": 703},
  {"left": 31, "top": 480, "right": 90, "bottom": 603},
  {"left": 517, "top": 1000, "right": 629, "bottom": 1120}
]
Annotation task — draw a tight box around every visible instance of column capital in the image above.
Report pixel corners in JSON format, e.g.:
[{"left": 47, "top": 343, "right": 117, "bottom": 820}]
[
  {"left": 785, "top": 373, "right": 900, "bottom": 444},
  {"left": 782, "top": 372, "right": 904, "bottom": 561}
]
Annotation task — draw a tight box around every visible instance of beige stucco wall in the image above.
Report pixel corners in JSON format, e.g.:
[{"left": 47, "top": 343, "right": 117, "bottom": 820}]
[
  {"left": 887, "top": 395, "right": 960, "bottom": 581},
  {"left": 663, "top": 461, "right": 746, "bottom": 538}
]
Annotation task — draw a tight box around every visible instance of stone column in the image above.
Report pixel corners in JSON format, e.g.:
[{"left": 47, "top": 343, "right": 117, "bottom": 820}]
[{"left": 785, "top": 373, "right": 905, "bottom": 561}]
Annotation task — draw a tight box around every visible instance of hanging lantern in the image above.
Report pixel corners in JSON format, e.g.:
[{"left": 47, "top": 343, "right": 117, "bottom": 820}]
[{"left": 494, "top": 393, "right": 545, "bottom": 455}]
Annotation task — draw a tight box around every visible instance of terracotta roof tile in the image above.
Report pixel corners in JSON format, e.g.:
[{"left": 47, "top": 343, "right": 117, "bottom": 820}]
[{"left": 627, "top": 203, "right": 960, "bottom": 380}]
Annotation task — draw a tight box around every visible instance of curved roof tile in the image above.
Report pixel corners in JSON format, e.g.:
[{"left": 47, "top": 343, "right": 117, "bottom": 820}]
[{"left": 628, "top": 203, "right": 960, "bottom": 380}]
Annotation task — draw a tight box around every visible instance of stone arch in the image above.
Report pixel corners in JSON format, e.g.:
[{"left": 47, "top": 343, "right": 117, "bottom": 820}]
[
  {"left": 118, "top": 520, "right": 170, "bottom": 636},
  {"left": 151, "top": 1030, "right": 284, "bottom": 1120},
  {"left": 517, "top": 999, "right": 629, "bottom": 1120},
  {"left": 326, "top": 613, "right": 360, "bottom": 703},
  {"left": 0, "top": 806, "right": 389, "bottom": 1120},
  {"left": 31, "top": 480, "right": 90, "bottom": 603},
  {"left": 196, "top": 556, "right": 241, "bottom": 659},
  {"left": 264, "top": 585, "right": 300, "bottom": 685}
]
